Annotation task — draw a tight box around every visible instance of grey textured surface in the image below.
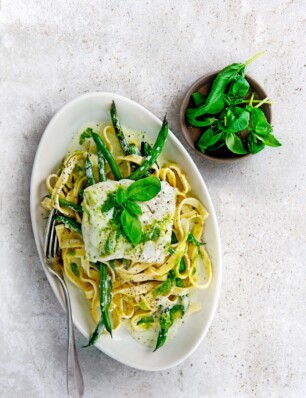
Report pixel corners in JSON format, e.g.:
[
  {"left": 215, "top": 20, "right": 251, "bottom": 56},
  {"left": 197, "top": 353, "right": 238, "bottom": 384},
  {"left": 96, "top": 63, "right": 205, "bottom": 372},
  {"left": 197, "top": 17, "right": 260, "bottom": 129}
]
[{"left": 1, "top": 1, "right": 306, "bottom": 397}]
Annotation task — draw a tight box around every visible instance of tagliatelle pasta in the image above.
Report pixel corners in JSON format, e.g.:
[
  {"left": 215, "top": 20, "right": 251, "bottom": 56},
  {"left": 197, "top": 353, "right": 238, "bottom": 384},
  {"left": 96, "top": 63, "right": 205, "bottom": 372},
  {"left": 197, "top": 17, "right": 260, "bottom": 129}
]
[{"left": 41, "top": 116, "right": 212, "bottom": 350}]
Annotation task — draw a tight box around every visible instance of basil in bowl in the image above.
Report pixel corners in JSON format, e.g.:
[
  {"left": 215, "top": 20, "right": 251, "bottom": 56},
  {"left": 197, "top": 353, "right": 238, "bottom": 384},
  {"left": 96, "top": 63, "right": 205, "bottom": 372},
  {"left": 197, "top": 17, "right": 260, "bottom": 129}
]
[{"left": 180, "top": 53, "right": 281, "bottom": 163}]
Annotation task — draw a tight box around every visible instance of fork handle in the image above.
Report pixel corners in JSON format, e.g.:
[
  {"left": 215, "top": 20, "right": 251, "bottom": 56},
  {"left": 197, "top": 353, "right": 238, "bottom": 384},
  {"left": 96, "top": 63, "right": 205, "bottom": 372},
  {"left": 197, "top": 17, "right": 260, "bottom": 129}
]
[{"left": 55, "top": 274, "right": 84, "bottom": 397}]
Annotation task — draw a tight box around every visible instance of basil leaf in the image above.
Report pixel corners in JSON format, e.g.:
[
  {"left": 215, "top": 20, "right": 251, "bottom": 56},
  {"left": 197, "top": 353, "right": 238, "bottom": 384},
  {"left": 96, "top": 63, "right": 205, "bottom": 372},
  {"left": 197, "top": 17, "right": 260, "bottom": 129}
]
[
  {"left": 170, "top": 304, "right": 184, "bottom": 320},
  {"left": 225, "top": 132, "right": 247, "bottom": 155},
  {"left": 125, "top": 199, "right": 142, "bottom": 216},
  {"left": 71, "top": 262, "right": 80, "bottom": 277},
  {"left": 187, "top": 115, "right": 217, "bottom": 128},
  {"left": 116, "top": 186, "right": 128, "bottom": 205},
  {"left": 207, "top": 139, "right": 225, "bottom": 152},
  {"left": 247, "top": 134, "right": 265, "bottom": 154},
  {"left": 256, "top": 133, "right": 281, "bottom": 147},
  {"left": 168, "top": 269, "right": 176, "bottom": 282},
  {"left": 79, "top": 128, "right": 93, "bottom": 144},
  {"left": 168, "top": 247, "right": 176, "bottom": 255},
  {"left": 187, "top": 233, "right": 205, "bottom": 247},
  {"left": 127, "top": 176, "right": 161, "bottom": 202},
  {"left": 226, "top": 107, "right": 250, "bottom": 133},
  {"left": 101, "top": 192, "right": 116, "bottom": 212},
  {"left": 197, "top": 128, "right": 222, "bottom": 152},
  {"left": 179, "top": 258, "right": 186, "bottom": 273},
  {"left": 229, "top": 75, "right": 250, "bottom": 98},
  {"left": 175, "top": 278, "right": 184, "bottom": 288},
  {"left": 251, "top": 108, "right": 273, "bottom": 136},
  {"left": 120, "top": 209, "right": 142, "bottom": 245},
  {"left": 171, "top": 232, "right": 178, "bottom": 244},
  {"left": 153, "top": 278, "right": 172, "bottom": 297},
  {"left": 110, "top": 205, "right": 122, "bottom": 227},
  {"left": 191, "top": 92, "right": 206, "bottom": 106}
]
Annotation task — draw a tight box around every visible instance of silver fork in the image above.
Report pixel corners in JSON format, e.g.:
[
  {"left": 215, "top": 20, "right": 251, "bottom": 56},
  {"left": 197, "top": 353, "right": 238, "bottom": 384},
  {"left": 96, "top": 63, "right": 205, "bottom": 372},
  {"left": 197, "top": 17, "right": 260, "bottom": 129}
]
[{"left": 44, "top": 208, "right": 84, "bottom": 398}]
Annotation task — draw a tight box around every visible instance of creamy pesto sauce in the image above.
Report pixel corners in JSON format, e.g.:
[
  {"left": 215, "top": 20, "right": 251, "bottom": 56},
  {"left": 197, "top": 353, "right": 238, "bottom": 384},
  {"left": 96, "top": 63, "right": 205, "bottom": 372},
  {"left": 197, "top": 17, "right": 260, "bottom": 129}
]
[
  {"left": 123, "top": 291, "right": 197, "bottom": 349},
  {"left": 67, "top": 121, "right": 169, "bottom": 167},
  {"left": 66, "top": 120, "right": 193, "bottom": 347},
  {"left": 123, "top": 318, "right": 183, "bottom": 349}
]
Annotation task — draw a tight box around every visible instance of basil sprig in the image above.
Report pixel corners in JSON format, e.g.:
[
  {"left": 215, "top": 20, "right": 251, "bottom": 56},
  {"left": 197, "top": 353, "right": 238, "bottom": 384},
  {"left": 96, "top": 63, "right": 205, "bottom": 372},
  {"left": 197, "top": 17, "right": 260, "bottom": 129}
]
[
  {"left": 101, "top": 176, "right": 161, "bottom": 245},
  {"left": 187, "top": 232, "right": 205, "bottom": 247},
  {"left": 186, "top": 52, "right": 281, "bottom": 156}
]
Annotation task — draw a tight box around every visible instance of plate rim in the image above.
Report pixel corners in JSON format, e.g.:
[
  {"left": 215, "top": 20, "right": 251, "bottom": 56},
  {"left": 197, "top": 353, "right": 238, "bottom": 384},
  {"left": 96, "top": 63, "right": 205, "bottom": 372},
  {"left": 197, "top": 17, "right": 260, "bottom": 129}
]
[{"left": 30, "top": 91, "right": 222, "bottom": 371}]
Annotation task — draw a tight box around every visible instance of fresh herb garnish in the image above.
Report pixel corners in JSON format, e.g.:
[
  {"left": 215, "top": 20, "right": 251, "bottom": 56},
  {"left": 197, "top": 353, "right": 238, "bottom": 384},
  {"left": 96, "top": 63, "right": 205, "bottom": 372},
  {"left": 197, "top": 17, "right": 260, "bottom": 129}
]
[
  {"left": 116, "top": 186, "right": 128, "bottom": 205},
  {"left": 101, "top": 192, "right": 116, "bottom": 212},
  {"left": 187, "top": 233, "right": 205, "bottom": 247},
  {"left": 153, "top": 269, "right": 185, "bottom": 298},
  {"left": 153, "top": 278, "right": 172, "bottom": 298},
  {"left": 126, "top": 176, "right": 161, "bottom": 201},
  {"left": 125, "top": 200, "right": 142, "bottom": 216},
  {"left": 71, "top": 262, "right": 80, "bottom": 277},
  {"left": 179, "top": 258, "right": 186, "bottom": 273},
  {"left": 120, "top": 209, "right": 143, "bottom": 245},
  {"left": 171, "top": 231, "right": 178, "bottom": 244},
  {"left": 186, "top": 52, "right": 281, "bottom": 156},
  {"left": 175, "top": 278, "right": 184, "bottom": 288},
  {"left": 79, "top": 128, "right": 94, "bottom": 145},
  {"left": 170, "top": 232, "right": 186, "bottom": 273},
  {"left": 169, "top": 269, "right": 185, "bottom": 287},
  {"left": 168, "top": 247, "right": 176, "bottom": 255},
  {"left": 101, "top": 176, "right": 162, "bottom": 246}
]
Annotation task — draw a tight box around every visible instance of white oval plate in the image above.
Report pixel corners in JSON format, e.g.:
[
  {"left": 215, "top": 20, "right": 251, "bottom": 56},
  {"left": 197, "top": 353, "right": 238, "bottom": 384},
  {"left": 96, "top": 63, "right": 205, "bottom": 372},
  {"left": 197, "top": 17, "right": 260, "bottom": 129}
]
[{"left": 30, "top": 92, "right": 222, "bottom": 371}]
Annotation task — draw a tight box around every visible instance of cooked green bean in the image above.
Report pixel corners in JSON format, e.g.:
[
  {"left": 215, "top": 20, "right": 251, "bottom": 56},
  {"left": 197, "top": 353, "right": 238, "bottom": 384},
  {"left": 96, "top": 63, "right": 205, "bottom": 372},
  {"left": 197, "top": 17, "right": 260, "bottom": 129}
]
[
  {"left": 140, "top": 141, "right": 152, "bottom": 157},
  {"left": 154, "top": 305, "right": 183, "bottom": 351},
  {"left": 129, "top": 116, "right": 168, "bottom": 180},
  {"left": 54, "top": 215, "right": 82, "bottom": 234},
  {"left": 46, "top": 195, "right": 83, "bottom": 213},
  {"left": 85, "top": 156, "right": 95, "bottom": 186},
  {"left": 99, "top": 262, "right": 112, "bottom": 337},
  {"left": 110, "top": 100, "right": 131, "bottom": 156},
  {"left": 86, "top": 262, "right": 112, "bottom": 344},
  {"left": 97, "top": 148, "right": 106, "bottom": 182},
  {"left": 84, "top": 316, "right": 104, "bottom": 347},
  {"left": 154, "top": 308, "right": 171, "bottom": 351},
  {"left": 91, "top": 132, "right": 122, "bottom": 181},
  {"left": 129, "top": 144, "right": 141, "bottom": 156}
]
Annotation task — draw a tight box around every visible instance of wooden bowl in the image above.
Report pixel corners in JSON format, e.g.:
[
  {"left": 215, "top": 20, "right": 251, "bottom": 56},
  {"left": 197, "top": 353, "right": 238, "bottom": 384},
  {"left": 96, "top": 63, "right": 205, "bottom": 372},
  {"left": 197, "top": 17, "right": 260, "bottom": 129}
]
[{"left": 180, "top": 72, "right": 272, "bottom": 163}]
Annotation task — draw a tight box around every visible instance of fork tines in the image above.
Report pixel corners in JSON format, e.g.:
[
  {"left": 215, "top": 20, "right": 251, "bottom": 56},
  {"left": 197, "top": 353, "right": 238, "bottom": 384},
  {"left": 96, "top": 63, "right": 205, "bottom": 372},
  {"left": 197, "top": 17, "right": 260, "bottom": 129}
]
[{"left": 44, "top": 208, "right": 61, "bottom": 259}]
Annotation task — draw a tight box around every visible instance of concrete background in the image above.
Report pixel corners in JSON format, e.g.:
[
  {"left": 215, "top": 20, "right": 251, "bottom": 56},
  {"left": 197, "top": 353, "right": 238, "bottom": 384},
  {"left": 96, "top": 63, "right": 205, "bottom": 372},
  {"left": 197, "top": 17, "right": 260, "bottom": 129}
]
[{"left": 1, "top": 0, "right": 305, "bottom": 397}]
